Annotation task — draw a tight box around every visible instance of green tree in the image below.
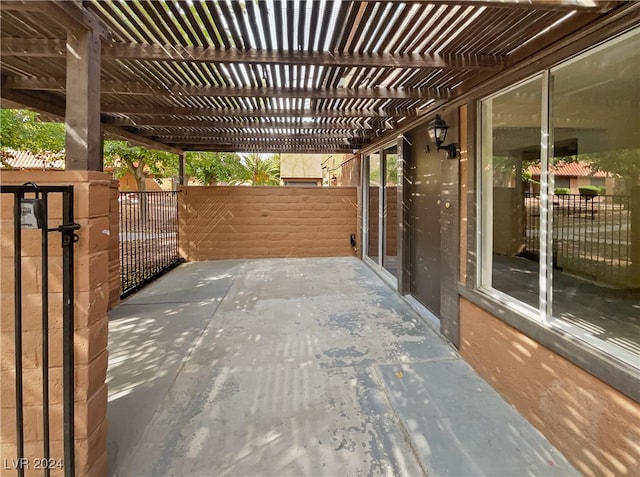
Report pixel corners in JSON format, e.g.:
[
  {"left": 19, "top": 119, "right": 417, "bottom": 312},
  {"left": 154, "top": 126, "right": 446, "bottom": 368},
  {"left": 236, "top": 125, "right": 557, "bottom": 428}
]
[
  {"left": 581, "top": 150, "right": 640, "bottom": 195},
  {"left": 0, "top": 109, "right": 65, "bottom": 163},
  {"left": 239, "top": 153, "right": 280, "bottom": 185},
  {"left": 185, "top": 151, "right": 244, "bottom": 185},
  {"left": 103, "top": 141, "right": 176, "bottom": 192},
  {"left": 556, "top": 150, "right": 640, "bottom": 195}
]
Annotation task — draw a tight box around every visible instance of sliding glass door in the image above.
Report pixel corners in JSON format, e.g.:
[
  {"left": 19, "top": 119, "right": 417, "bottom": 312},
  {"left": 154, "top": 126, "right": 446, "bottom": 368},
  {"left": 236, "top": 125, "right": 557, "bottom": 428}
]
[
  {"left": 382, "top": 145, "right": 399, "bottom": 278},
  {"left": 365, "top": 144, "right": 399, "bottom": 283},
  {"left": 367, "top": 153, "right": 380, "bottom": 263}
]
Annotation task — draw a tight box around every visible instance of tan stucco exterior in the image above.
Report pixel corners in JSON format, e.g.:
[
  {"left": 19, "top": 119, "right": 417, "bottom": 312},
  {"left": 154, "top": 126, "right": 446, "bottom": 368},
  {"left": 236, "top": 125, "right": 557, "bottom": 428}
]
[
  {"left": 279, "top": 154, "right": 325, "bottom": 185},
  {"left": 459, "top": 297, "right": 640, "bottom": 477}
]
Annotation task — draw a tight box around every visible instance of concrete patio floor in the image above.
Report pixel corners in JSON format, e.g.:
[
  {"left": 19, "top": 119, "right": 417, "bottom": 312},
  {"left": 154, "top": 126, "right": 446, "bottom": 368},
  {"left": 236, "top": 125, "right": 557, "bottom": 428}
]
[{"left": 107, "top": 257, "right": 578, "bottom": 477}]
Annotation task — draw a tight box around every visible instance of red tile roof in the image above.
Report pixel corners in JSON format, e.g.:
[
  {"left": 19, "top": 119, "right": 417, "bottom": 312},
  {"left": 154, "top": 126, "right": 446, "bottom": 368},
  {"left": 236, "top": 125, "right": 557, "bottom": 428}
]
[
  {"left": 528, "top": 161, "right": 609, "bottom": 177},
  {"left": 0, "top": 149, "right": 65, "bottom": 170}
]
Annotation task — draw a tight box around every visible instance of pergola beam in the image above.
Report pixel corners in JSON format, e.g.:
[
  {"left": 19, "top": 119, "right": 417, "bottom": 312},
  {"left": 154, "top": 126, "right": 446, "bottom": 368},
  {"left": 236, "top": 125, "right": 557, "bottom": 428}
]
[
  {"left": 0, "top": 38, "right": 506, "bottom": 70},
  {"left": 367, "top": 0, "right": 619, "bottom": 12},
  {"left": 0, "top": 87, "right": 66, "bottom": 118},
  {"left": 104, "top": 117, "right": 375, "bottom": 130},
  {"left": 101, "top": 104, "right": 417, "bottom": 118},
  {"left": 180, "top": 144, "right": 359, "bottom": 153},
  {"left": 5, "top": 76, "right": 449, "bottom": 100},
  {"left": 158, "top": 136, "right": 371, "bottom": 145},
  {"left": 102, "top": 125, "right": 184, "bottom": 154},
  {"left": 1, "top": 1, "right": 107, "bottom": 36}
]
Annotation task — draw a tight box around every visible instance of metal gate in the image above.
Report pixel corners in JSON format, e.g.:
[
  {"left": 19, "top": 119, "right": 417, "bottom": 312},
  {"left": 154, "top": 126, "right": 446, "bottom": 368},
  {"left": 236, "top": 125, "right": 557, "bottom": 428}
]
[
  {"left": 1, "top": 182, "right": 78, "bottom": 477},
  {"left": 119, "top": 191, "right": 182, "bottom": 297}
]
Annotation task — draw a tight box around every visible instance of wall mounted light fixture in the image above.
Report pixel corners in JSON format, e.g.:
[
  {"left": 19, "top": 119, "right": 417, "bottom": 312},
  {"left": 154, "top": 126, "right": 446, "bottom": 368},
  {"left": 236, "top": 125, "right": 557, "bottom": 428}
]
[{"left": 428, "top": 114, "right": 458, "bottom": 159}]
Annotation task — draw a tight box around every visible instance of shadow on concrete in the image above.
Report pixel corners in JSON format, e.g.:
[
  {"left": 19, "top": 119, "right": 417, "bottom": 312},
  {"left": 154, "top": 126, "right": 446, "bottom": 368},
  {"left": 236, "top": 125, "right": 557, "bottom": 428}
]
[{"left": 107, "top": 257, "right": 578, "bottom": 477}]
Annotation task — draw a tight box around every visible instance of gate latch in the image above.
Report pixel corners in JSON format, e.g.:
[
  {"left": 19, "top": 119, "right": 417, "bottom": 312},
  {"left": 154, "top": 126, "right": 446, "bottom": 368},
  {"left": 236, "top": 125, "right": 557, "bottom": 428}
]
[{"left": 56, "top": 223, "right": 81, "bottom": 247}]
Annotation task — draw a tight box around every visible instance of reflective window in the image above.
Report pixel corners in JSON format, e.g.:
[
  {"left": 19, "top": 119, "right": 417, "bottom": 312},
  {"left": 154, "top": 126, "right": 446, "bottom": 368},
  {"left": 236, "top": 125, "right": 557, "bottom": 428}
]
[
  {"left": 550, "top": 30, "right": 640, "bottom": 358},
  {"left": 481, "top": 76, "right": 543, "bottom": 309},
  {"left": 368, "top": 154, "right": 380, "bottom": 263},
  {"left": 383, "top": 146, "right": 399, "bottom": 277},
  {"left": 479, "top": 29, "right": 640, "bottom": 365}
]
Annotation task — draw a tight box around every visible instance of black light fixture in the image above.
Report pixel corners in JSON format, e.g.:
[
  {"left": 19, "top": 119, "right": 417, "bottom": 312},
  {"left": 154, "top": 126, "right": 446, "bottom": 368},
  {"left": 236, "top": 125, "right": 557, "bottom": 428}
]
[{"left": 428, "top": 114, "right": 458, "bottom": 159}]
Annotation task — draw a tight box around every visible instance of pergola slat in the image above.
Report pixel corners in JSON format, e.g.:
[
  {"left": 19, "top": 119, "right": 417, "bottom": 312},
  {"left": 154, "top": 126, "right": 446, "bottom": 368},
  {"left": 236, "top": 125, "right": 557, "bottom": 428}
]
[
  {"left": 6, "top": 76, "right": 450, "bottom": 100},
  {"left": 0, "top": 0, "right": 631, "bottom": 153},
  {"left": 100, "top": 104, "right": 418, "bottom": 118}
]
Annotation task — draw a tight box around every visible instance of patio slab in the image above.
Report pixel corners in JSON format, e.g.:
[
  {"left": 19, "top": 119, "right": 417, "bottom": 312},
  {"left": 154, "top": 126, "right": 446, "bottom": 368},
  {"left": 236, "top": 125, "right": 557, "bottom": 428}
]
[{"left": 107, "top": 257, "right": 578, "bottom": 477}]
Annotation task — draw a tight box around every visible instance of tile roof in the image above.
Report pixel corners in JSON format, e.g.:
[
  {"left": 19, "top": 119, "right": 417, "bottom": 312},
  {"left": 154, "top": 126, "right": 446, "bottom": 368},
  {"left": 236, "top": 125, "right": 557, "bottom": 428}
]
[
  {"left": 528, "top": 161, "right": 610, "bottom": 177},
  {"left": 0, "top": 149, "right": 65, "bottom": 170}
]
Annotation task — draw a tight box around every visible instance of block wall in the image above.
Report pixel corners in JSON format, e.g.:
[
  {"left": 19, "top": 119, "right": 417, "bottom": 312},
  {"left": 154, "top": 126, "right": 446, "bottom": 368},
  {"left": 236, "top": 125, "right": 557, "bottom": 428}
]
[
  {"left": 459, "top": 298, "right": 640, "bottom": 477},
  {"left": 179, "top": 186, "right": 358, "bottom": 261},
  {"left": 1, "top": 171, "right": 110, "bottom": 477}
]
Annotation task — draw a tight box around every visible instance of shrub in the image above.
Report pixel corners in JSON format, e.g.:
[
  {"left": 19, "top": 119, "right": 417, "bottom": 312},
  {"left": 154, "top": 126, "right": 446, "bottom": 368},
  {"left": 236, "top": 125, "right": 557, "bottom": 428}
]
[
  {"left": 578, "top": 185, "right": 600, "bottom": 196},
  {"left": 554, "top": 187, "right": 570, "bottom": 195}
]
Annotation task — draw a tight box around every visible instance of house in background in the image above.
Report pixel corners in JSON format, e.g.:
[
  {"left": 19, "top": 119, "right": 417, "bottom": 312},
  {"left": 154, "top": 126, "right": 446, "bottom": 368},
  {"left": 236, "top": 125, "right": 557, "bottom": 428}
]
[
  {"left": 0, "top": 148, "right": 65, "bottom": 170},
  {"left": 0, "top": 150, "right": 175, "bottom": 191},
  {"left": 528, "top": 161, "right": 615, "bottom": 194},
  {"left": 279, "top": 153, "right": 326, "bottom": 186},
  {"left": 118, "top": 171, "right": 175, "bottom": 191}
]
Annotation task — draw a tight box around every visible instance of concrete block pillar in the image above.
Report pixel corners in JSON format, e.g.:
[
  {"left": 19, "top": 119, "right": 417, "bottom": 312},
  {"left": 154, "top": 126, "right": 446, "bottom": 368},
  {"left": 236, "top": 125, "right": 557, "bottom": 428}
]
[{"left": 1, "top": 171, "right": 111, "bottom": 477}]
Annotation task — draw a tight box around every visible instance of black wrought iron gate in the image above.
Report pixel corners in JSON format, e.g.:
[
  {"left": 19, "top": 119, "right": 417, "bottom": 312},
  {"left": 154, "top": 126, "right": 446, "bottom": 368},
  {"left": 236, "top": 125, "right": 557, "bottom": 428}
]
[
  {"left": 119, "top": 191, "right": 181, "bottom": 297},
  {"left": 1, "top": 182, "right": 79, "bottom": 477}
]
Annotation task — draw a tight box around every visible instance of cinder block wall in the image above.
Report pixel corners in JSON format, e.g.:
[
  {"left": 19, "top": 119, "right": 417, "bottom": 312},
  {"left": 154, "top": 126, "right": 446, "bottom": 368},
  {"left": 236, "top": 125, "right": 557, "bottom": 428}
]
[
  {"left": 1, "top": 171, "right": 110, "bottom": 477},
  {"left": 179, "top": 186, "right": 358, "bottom": 260},
  {"left": 459, "top": 298, "right": 640, "bottom": 477}
]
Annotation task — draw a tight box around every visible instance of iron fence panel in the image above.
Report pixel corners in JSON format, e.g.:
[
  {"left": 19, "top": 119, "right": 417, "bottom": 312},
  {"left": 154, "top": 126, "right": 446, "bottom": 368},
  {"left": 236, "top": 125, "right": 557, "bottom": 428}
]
[
  {"left": 524, "top": 192, "right": 632, "bottom": 287},
  {"left": 119, "top": 191, "right": 182, "bottom": 297}
]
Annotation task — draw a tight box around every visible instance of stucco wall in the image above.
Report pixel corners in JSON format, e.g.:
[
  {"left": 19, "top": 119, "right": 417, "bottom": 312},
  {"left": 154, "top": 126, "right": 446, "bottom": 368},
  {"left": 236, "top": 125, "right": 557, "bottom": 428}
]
[
  {"left": 179, "top": 186, "right": 357, "bottom": 261},
  {"left": 459, "top": 297, "right": 640, "bottom": 477}
]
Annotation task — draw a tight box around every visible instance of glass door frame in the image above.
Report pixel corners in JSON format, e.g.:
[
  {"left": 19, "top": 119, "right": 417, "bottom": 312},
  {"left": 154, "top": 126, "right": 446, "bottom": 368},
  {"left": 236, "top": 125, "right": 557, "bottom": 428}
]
[{"left": 362, "top": 141, "right": 400, "bottom": 287}]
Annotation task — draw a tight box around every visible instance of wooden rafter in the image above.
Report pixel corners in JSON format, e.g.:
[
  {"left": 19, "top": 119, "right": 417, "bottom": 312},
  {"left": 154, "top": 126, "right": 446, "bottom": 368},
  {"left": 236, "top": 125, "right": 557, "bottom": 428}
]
[
  {"left": 0, "top": 0, "right": 629, "bottom": 154},
  {"left": 1, "top": 1, "right": 108, "bottom": 36},
  {"left": 144, "top": 132, "right": 374, "bottom": 141},
  {"left": 104, "top": 117, "right": 375, "bottom": 130},
  {"left": 1, "top": 38, "right": 506, "bottom": 70},
  {"left": 100, "top": 104, "right": 417, "bottom": 119},
  {"left": 366, "top": 0, "right": 619, "bottom": 12},
  {"left": 6, "top": 76, "right": 450, "bottom": 100}
]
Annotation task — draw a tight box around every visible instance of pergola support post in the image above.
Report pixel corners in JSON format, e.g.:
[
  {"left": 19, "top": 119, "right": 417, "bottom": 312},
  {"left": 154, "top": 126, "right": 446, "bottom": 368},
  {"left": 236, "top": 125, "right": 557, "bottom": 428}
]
[
  {"left": 179, "top": 153, "right": 186, "bottom": 186},
  {"left": 65, "top": 27, "right": 102, "bottom": 171}
]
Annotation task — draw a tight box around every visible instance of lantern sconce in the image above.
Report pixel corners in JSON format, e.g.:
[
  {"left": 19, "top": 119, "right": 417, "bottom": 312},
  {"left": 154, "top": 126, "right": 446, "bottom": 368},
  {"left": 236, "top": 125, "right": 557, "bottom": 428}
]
[{"left": 427, "top": 114, "right": 458, "bottom": 159}]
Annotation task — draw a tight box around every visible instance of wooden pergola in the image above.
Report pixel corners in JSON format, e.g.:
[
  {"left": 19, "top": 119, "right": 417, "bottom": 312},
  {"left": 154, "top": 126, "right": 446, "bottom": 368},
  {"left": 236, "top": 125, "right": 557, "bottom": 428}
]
[{"left": 0, "top": 0, "right": 634, "bottom": 162}]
